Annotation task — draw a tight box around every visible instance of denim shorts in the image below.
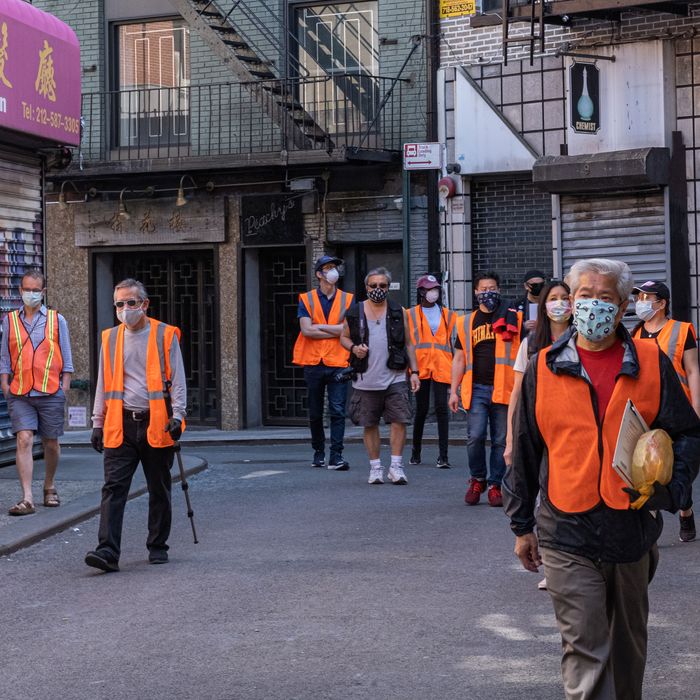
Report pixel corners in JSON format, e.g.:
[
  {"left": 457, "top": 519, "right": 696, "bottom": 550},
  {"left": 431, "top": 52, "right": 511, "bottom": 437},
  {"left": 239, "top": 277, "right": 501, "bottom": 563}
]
[
  {"left": 6, "top": 393, "right": 66, "bottom": 438},
  {"left": 348, "top": 381, "right": 413, "bottom": 427}
]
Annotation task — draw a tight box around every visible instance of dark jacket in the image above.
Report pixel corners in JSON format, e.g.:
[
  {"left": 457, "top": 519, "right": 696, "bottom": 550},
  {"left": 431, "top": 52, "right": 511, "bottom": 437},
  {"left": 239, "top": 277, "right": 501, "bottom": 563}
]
[
  {"left": 346, "top": 300, "right": 408, "bottom": 373},
  {"left": 503, "top": 324, "right": 700, "bottom": 563}
]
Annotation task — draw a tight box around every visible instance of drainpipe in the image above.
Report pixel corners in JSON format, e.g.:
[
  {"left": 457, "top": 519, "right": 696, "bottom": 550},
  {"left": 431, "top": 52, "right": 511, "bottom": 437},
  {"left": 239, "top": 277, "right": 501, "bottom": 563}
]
[{"left": 426, "top": 0, "right": 440, "bottom": 272}]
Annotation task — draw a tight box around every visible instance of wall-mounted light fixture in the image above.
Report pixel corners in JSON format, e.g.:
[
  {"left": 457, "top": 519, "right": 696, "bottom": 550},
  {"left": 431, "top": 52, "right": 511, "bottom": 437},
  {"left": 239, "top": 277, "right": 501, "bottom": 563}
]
[
  {"left": 176, "top": 175, "right": 197, "bottom": 207},
  {"left": 58, "top": 180, "right": 81, "bottom": 210},
  {"left": 118, "top": 188, "right": 131, "bottom": 220}
]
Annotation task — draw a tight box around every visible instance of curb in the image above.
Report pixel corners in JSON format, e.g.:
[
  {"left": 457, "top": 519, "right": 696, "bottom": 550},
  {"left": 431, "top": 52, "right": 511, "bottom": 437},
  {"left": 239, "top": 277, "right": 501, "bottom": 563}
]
[{"left": 0, "top": 456, "right": 208, "bottom": 557}]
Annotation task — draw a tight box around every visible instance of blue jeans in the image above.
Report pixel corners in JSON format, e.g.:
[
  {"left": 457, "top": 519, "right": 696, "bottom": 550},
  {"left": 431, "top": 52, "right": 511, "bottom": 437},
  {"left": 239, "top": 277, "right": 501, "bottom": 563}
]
[
  {"left": 466, "top": 383, "right": 507, "bottom": 486},
  {"left": 303, "top": 364, "right": 348, "bottom": 459}
]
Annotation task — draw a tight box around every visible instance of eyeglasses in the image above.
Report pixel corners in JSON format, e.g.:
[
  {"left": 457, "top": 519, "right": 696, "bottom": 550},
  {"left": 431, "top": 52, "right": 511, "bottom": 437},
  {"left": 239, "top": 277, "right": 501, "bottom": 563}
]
[
  {"left": 21, "top": 287, "right": 43, "bottom": 293},
  {"left": 367, "top": 283, "right": 389, "bottom": 289},
  {"left": 114, "top": 299, "right": 142, "bottom": 309}
]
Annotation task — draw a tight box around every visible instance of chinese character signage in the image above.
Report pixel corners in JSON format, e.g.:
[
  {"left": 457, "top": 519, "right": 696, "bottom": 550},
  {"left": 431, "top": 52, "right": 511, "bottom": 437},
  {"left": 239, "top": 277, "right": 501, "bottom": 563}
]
[
  {"left": 0, "top": 0, "right": 81, "bottom": 146},
  {"left": 570, "top": 62, "right": 600, "bottom": 135},
  {"left": 440, "top": 0, "right": 476, "bottom": 18}
]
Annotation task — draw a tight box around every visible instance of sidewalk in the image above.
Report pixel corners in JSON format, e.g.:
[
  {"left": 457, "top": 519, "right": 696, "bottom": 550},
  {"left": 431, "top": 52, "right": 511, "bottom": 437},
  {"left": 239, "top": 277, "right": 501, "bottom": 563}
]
[
  {"left": 59, "top": 420, "right": 466, "bottom": 448},
  {"left": 0, "top": 447, "right": 206, "bottom": 556}
]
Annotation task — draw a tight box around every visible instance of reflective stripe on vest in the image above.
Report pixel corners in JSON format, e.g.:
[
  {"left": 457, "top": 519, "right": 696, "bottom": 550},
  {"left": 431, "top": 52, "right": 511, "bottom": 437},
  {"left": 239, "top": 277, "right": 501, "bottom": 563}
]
[
  {"left": 292, "top": 288, "right": 354, "bottom": 368},
  {"left": 456, "top": 311, "right": 520, "bottom": 410},
  {"left": 102, "top": 318, "right": 185, "bottom": 449},
  {"left": 535, "top": 339, "right": 661, "bottom": 513},
  {"left": 634, "top": 320, "right": 692, "bottom": 400},
  {"left": 8, "top": 309, "right": 63, "bottom": 395}
]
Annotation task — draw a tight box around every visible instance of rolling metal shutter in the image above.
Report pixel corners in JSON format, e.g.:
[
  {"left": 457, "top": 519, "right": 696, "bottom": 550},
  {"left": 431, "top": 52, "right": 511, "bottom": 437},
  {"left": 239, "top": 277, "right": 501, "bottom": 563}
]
[
  {"left": 0, "top": 145, "right": 44, "bottom": 466},
  {"left": 559, "top": 190, "right": 668, "bottom": 284}
]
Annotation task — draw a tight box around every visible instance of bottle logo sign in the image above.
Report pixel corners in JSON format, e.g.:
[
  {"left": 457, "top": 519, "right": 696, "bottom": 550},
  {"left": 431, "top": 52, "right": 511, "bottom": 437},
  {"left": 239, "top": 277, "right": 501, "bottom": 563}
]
[{"left": 570, "top": 62, "right": 600, "bottom": 134}]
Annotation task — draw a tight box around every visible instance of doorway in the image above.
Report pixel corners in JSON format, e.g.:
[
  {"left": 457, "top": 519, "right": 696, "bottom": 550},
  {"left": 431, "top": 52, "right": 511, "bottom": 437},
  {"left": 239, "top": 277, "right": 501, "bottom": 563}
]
[
  {"left": 258, "top": 247, "right": 307, "bottom": 426},
  {"left": 111, "top": 249, "right": 218, "bottom": 425}
]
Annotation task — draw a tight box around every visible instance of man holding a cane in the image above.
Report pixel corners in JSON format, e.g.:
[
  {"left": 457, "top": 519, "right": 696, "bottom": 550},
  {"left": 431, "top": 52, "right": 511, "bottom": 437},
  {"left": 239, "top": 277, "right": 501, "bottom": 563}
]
[{"left": 85, "top": 278, "right": 187, "bottom": 572}]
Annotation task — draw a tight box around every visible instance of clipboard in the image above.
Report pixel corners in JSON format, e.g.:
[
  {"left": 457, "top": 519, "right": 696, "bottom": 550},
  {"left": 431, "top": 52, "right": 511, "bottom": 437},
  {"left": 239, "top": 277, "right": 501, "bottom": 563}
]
[{"left": 611, "top": 399, "right": 649, "bottom": 488}]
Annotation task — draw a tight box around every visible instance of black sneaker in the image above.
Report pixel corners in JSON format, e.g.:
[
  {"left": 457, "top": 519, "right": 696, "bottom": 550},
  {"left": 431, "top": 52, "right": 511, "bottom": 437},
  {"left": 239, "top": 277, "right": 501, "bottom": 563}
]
[
  {"left": 328, "top": 455, "right": 349, "bottom": 471},
  {"left": 409, "top": 451, "right": 421, "bottom": 465},
  {"left": 85, "top": 550, "right": 119, "bottom": 573},
  {"left": 436, "top": 456, "right": 451, "bottom": 469},
  {"left": 311, "top": 451, "right": 325, "bottom": 468},
  {"left": 679, "top": 512, "right": 696, "bottom": 542},
  {"left": 149, "top": 549, "right": 169, "bottom": 565}
]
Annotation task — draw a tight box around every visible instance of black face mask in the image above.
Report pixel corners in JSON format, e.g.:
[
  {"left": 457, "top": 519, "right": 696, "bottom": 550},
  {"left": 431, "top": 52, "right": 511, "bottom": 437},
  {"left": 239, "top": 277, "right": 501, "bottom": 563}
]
[{"left": 528, "top": 282, "right": 544, "bottom": 296}]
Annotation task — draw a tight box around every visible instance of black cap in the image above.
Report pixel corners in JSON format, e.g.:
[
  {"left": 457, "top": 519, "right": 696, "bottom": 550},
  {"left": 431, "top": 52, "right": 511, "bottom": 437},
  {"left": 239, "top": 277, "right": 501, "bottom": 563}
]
[
  {"left": 314, "top": 255, "right": 343, "bottom": 273},
  {"left": 632, "top": 280, "right": 670, "bottom": 300},
  {"left": 523, "top": 269, "right": 546, "bottom": 283}
]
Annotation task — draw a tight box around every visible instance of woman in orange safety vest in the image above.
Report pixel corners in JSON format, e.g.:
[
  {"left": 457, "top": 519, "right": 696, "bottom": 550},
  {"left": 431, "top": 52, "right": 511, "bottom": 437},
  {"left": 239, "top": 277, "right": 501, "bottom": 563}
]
[
  {"left": 631, "top": 279, "right": 700, "bottom": 543},
  {"left": 406, "top": 275, "right": 456, "bottom": 468}
]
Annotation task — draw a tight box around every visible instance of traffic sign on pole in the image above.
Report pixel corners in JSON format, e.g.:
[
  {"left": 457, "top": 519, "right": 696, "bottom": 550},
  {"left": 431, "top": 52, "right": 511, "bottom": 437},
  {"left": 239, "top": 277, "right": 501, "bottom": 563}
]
[{"left": 403, "top": 142, "right": 444, "bottom": 170}]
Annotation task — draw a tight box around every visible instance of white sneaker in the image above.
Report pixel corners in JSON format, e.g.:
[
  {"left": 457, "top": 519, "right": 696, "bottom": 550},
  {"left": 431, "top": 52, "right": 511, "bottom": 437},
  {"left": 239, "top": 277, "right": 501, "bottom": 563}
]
[
  {"left": 368, "top": 466, "right": 384, "bottom": 484},
  {"left": 388, "top": 465, "right": 408, "bottom": 485}
]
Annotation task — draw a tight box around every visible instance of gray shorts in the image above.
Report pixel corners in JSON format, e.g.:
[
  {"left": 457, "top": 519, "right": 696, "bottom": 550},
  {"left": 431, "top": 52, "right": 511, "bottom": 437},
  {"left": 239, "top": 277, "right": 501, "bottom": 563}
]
[
  {"left": 348, "top": 381, "right": 413, "bottom": 427},
  {"left": 6, "top": 393, "right": 66, "bottom": 438}
]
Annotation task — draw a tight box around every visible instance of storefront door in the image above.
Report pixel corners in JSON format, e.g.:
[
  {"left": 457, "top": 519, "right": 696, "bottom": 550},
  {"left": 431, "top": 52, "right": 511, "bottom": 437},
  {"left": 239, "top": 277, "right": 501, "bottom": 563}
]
[
  {"left": 112, "top": 249, "right": 218, "bottom": 425},
  {"left": 259, "top": 247, "right": 307, "bottom": 426}
]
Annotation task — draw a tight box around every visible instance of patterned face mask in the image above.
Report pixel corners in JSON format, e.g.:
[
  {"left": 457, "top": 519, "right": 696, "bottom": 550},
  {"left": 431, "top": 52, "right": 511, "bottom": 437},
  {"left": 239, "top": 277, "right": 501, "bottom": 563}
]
[
  {"left": 573, "top": 299, "right": 618, "bottom": 342},
  {"left": 476, "top": 290, "right": 501, "bottom": 312},
  {"left": 545, "top": 300, "right": 572, "bottom": 323},
  {"left": 367, "top": 287, "right": 388, "bottom": 304}
]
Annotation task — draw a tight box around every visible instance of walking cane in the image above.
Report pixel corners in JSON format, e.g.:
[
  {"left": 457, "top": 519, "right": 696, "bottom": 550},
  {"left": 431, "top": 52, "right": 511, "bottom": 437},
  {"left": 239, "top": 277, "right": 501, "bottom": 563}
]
[
  {"left": 164, "top": 379, "right": 199, "bottom": 544},
  {"left": 174, "top": 441, "right": 199, "bottom": 544}
]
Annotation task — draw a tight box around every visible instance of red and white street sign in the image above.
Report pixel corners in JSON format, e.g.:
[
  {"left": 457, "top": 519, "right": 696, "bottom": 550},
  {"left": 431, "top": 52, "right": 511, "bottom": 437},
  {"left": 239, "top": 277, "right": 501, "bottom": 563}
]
[{"left": 403, "top": 142, "right": 444, "bottom": 170}]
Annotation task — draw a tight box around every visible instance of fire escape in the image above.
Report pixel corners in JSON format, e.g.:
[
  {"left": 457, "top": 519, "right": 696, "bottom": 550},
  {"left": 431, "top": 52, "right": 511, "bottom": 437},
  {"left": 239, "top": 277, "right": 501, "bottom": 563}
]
[
  {"left": 165, "top": 0, "right": 411, "bottom": 158},
  {"left": 474, "top": 0, "right": 693, "bottom": 64}
]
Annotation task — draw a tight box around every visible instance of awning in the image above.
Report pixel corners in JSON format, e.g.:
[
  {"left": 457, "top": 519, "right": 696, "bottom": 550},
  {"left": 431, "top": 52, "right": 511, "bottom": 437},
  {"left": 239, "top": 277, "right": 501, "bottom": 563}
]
[
  {"left": 532, "top": 148, "right": 670, "bottom": 194},
  {"left": 0, "top": 0, "right": 81, "bottom": 147}
]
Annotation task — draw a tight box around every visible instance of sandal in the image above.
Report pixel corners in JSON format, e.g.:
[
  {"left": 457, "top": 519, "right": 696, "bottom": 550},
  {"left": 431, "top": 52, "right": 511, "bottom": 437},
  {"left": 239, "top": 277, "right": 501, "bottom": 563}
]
[
  {"left": 8, "top": 500, "right": 36, "bottom": 516},
  {"left": 43, "top": 488, "right": 60, "bottom": 507}
]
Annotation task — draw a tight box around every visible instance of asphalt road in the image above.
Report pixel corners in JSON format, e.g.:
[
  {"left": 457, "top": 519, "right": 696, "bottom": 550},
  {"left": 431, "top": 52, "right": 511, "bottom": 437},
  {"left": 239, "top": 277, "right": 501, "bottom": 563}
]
[{"left": 1, "top": 443, "right": 699, "bottom": 700}]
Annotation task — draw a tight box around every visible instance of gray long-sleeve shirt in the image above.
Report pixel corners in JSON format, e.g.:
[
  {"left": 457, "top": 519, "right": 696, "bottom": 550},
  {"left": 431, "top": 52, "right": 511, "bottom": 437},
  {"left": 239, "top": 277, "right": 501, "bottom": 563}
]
[
  {"left": 92, "top": 323, "right": 187, "bottom": 428},
  {"left": 0, "top": 305, "right": 73, "bottom": 395}
]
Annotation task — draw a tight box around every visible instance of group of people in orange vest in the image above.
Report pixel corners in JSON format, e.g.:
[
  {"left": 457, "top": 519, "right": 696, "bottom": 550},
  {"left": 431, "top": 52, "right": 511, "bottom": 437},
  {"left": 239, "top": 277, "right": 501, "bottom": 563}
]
[{"left": 293, "top": 255, "right": 700, "bottom": 544}]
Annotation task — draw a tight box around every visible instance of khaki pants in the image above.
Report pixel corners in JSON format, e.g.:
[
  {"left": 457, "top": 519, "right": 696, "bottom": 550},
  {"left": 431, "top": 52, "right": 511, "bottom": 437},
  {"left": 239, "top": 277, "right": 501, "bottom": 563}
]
[{"left": 542, "top": 545, "right": 659, "bottom": 700}]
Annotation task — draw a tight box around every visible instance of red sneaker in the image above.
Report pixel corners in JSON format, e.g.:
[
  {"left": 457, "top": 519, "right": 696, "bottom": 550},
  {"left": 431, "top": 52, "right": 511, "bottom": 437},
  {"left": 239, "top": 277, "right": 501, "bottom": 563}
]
[
  {"left": 488, "top": 484, "right": 503, "bottom": 507},
  {"left": 464, "top": 478, "right": 486, "bottom": 505}
]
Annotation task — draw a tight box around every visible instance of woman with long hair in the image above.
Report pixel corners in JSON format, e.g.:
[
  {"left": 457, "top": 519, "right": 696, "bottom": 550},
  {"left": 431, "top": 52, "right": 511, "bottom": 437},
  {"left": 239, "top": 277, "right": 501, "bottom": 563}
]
[{"left": 504, "top": 280, "right": 572, "bottom": 468}]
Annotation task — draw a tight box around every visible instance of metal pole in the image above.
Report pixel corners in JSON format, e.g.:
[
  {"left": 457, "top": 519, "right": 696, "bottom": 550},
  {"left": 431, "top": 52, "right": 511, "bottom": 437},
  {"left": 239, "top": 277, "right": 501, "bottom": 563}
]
[{"left": 402, "top": 168, "right": 411, "bottom": 307}]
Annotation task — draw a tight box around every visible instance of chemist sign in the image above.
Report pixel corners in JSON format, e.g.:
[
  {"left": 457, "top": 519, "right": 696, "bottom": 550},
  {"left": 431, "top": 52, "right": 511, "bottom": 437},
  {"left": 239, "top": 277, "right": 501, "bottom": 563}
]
[
  {"left": 403, "top": 142, "right": 444, "bottom": 170},
  {"left": 570, "top": 62, "right": 600, "bottom": 134}
]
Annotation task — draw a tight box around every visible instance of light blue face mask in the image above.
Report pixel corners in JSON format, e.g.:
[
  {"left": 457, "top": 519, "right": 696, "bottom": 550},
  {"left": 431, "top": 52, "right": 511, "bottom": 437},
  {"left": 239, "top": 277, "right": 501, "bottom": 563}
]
[
  {"left": 21, "top": 291, "right": 43, "bottom": 308},
  {"left": 573, "top": 299, "right": 619, "bottom": 342}
]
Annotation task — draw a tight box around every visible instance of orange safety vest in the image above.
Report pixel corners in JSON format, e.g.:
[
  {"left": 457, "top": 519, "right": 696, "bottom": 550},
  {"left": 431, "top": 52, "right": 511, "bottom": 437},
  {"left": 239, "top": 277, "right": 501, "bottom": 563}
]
[
  {"left": 633, "top": 320, "right": 694, "bottom": 403},
  {"left": 406, "top": 304, "right": 456, "bottom": 383},
  {"left": 7, "top": 309, "right": 63, "bottom": 395},
  {"left": 292, "top": 289, "right": 354, "bottom": 368},
  {"left": 455, "top": 311, "right": 521, "bottom": 410},
  {"left": 102, "top": 317, "right": 185, "bottom": 449},
  {"left": 535, "top": 339, "right": 661, "bottom": 513}
]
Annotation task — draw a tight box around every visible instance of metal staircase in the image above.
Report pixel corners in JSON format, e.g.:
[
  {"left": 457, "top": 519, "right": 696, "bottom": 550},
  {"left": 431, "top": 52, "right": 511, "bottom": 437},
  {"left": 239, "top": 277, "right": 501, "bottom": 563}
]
[{"left": 169, "top": 0, "right": 331, "bottom": 149}]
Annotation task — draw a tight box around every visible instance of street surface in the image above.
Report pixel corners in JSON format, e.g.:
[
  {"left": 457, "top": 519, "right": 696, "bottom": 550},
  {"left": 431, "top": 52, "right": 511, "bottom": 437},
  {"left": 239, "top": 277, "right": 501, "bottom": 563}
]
[{"left": 1, "top": 442, "right": 699, "bottom": 699}]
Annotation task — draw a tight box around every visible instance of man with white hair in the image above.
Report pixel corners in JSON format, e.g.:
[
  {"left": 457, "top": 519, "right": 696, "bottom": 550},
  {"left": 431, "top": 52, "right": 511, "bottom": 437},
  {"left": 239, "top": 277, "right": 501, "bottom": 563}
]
[{"left": 504, "top": 258, "right": 700, "bottom": 699}]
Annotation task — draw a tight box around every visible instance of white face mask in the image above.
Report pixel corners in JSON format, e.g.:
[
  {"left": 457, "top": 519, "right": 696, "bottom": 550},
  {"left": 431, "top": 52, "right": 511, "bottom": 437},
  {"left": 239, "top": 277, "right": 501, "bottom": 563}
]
[
  {"left": 117, "top": 306, "right": 144, "bottom": 328},
  {"left": 21, "top": 291, "right": 43, "bottom": 308},
  {"left": 424, "top": 289, "right": 440, "bottom": 304},
  {"left": 635, "top": 300, "right": 658, "bottom": 322},
  {"left": 323, "top": 268, "right": 340, "bottom": 284}
]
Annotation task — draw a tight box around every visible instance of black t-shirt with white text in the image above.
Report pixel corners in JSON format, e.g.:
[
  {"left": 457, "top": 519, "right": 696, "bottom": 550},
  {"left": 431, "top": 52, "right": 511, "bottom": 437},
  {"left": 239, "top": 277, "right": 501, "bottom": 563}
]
[{"left": 455, "top": 310, "right": 496, "bottom": 385}]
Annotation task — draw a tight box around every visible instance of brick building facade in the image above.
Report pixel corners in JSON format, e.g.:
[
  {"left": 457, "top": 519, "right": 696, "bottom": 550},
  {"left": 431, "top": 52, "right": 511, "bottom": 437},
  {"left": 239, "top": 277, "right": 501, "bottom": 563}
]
[
  {"left": 438, "top": 5, "right": 700, "bottom": 325},
  {"left": 34, "top": 0, "right": 432, "bottom": 429}
]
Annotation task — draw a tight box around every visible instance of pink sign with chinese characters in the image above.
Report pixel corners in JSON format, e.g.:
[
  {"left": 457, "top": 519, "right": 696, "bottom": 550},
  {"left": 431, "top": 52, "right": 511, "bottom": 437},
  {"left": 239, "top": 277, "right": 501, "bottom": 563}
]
[{"left": 0, "top": 0, "right": 80, "bottom": 146}]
